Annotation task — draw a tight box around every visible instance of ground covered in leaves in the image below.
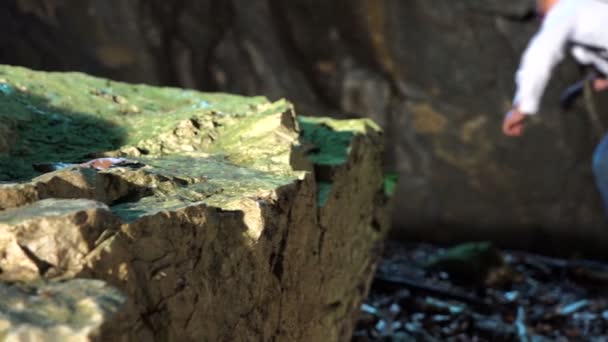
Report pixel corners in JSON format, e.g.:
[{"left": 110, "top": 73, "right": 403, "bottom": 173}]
[{"left": 355, "top": 241, "right": 608, "bottom": 341}]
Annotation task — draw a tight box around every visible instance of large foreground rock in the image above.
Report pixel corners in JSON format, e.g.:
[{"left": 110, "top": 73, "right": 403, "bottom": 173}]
[
  {"left": 0, "top": 0, "right": 608, "bottom": 255},
  {"left": 4, "top": 0, "right": 608, "bottom": 253},
  {"left": 0, "top": 65, "right": 392, "bottom": 341}
]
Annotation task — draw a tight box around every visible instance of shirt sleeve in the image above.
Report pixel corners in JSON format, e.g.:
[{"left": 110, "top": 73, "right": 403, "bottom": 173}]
[{"left": 513, "top": 1, "right": 577, "bottom": 115}]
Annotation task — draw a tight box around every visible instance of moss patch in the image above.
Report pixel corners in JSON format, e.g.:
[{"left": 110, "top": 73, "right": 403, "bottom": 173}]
[
  {"left": 297, "top": 116, "right": 382, "bottom": 207},
  {"left": 0, "top": 65, "right": 270, "bottom": 181},
  {"left": 0, "top": 65, "right": 384, "bottom": 220},
  {"left": 298, "top": 116, "right": 380, "bottom": 166},
  {"left": 316, "top": 182, "right": 333, "bottom": 208},
  {"left": 298, "top": 118, "right": 352, "bottom": 166},
  {"left": 383, "top": 172, "right": 399, "bottom": 197}
]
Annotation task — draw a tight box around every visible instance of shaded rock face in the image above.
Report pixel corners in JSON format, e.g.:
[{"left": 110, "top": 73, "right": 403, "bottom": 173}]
[
  {"left": 0, "top": 65, "right": 391, "bottom": 341},
  {"left": 0, "top": 1, "right": 604, "bottom": 245}
]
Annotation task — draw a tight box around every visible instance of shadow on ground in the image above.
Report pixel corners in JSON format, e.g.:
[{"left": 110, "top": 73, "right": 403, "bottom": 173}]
[{"left": 0, "top": 81, "right": 126, "bottom": 181}]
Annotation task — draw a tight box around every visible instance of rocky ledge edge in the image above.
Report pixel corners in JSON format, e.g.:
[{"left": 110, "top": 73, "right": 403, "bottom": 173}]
[{"left": 0, "top": 65, "right": 394, "bottom": 341}]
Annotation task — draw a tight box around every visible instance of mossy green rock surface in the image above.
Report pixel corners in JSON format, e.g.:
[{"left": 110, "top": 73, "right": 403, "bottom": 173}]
[
  {"left": 0, "top": 64, "right": 296, "bottom": 179},
  {"left": 0, "top": 65, "right": 392, "bottom": 341}
]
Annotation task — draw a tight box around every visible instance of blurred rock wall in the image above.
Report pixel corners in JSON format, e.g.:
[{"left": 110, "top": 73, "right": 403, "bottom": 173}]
[{"left": 2, "top": 0, "right": 607, "bottom": 250}]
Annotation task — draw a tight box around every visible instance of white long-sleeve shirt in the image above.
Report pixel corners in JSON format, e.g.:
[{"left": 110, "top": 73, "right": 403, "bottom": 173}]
[{"left": 514, "top": 0, "right": 608, "bottom": 114}]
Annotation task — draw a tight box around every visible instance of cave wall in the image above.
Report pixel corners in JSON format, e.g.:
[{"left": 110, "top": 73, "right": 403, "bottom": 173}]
[{"left": 2, "top": 0, "right": 606, "bottom": 246}]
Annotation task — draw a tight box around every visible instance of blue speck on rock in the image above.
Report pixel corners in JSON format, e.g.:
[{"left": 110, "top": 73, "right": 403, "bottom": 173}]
[
  {"left": 0, "top": 83, "right": 14, "bottom": 95},
  {"left": 193, "top": 100, "right": 212, "bottom": 109}
]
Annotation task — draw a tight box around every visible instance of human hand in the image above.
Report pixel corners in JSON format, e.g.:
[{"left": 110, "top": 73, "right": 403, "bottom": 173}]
[
  {"left": 502, "top": 107, "right": 528, "bottom": 137},
  {"left": 593, "top": 78, "right": 608, "bottom": 92}
]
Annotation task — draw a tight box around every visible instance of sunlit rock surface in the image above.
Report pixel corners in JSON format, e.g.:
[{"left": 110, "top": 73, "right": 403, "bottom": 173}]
[
  {"left": 0, "top": 65, "right": 392, "bottom": 341},
  {"left": 1, "top": 0, "right": 606, "bottom": 250},
  {"left": 0, "top": 279, "right": 125, "bottom": 341}
]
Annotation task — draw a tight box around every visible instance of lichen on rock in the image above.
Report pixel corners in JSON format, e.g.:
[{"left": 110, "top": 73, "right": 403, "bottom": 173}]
[{"left": 0, "top": 65, "right": 391, "bottom": 341}]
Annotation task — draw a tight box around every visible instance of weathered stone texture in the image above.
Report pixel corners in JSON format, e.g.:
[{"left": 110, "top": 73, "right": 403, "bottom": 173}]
[
  {"left": 0, "top": 0, "right": 604, "bottom": 246},
  {"left": 0, "top": 65, "right": 391, "bottom": 341},
  {"left": 0, "top": 279, "right": 126, "bottom": 342}
]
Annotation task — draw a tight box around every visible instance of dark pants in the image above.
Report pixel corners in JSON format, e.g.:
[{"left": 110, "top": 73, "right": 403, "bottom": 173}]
[
  {"left": 591, "top": 72, "right": 608, "bottom": 214},
  {"left": 594, "top": 133, "right": 608, "bottom": 214}
]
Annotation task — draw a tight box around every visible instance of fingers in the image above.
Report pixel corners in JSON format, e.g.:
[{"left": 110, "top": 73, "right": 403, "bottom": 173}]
[
  {"left": 502, "top": 110, "right": 526, "bottom": 136},
  {"left": 503, "top": 121, "right": 524, "bottom": 136},
  {"left": 508, "top": 122, "right": 524, "bottom": 136},
  {"left": 593, "top": 78, "right": 608, "bottom": 92}
]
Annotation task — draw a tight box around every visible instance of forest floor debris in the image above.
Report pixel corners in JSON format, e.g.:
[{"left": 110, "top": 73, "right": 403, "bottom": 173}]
[{"left": 354, "top": 241, "right": 608, "bottom": 341}]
